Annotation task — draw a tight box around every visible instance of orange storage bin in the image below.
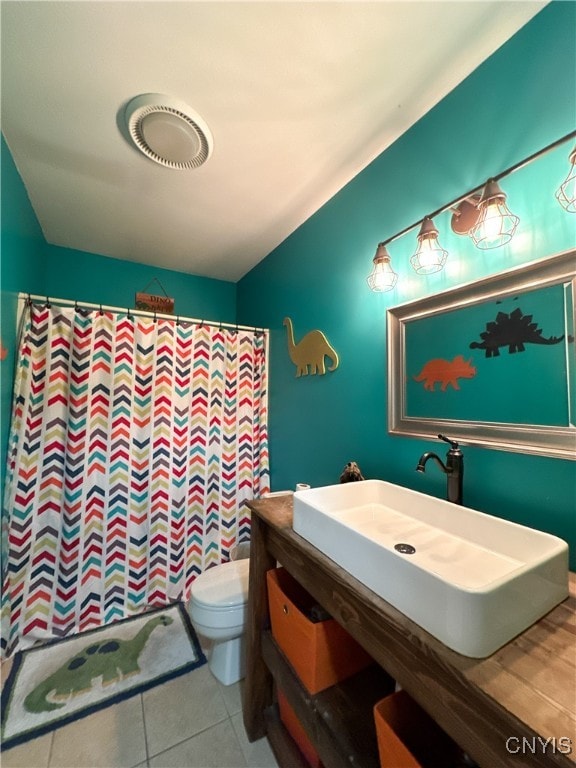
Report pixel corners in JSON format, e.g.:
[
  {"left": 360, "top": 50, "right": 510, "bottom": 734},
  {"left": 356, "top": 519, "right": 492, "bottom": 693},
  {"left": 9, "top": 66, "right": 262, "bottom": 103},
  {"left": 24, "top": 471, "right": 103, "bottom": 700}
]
[
  {"left": 267, "top": 567, "right": 373, "bottom": 694},
  {"left": 374, "top": 691, "right": 464, "bottom": 768},
  {"left": 277, "top": 688, "right": 323, "bottom": 768}
]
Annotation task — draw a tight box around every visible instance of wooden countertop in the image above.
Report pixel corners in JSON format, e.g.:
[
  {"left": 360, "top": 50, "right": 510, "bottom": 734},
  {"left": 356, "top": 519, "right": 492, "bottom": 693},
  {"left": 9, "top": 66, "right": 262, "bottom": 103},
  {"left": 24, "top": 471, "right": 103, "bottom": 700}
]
[{"left": 245, "top": 494, "right": 576, "bottom": 768}]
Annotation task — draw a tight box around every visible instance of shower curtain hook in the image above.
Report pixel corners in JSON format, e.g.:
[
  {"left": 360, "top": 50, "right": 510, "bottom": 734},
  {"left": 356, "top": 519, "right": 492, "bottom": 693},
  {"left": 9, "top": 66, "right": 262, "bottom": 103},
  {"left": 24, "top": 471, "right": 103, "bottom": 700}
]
[
  {"left": 46, "top": 296, "right": 51, "bottom": 308},
  {"left": 99, "top": 304, "right": 104, "bottom": 316}
]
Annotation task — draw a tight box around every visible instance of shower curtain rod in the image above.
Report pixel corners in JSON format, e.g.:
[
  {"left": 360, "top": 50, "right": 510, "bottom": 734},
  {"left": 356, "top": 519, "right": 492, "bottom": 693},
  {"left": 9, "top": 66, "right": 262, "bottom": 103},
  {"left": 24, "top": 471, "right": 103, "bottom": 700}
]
[{"left": 19, "top": 293, "right": 269, "bottom": 335}]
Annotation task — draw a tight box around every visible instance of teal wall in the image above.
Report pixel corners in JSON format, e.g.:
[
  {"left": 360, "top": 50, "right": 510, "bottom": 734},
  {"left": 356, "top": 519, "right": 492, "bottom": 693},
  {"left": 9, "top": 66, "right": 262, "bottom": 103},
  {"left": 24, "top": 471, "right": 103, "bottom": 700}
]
[
  {"left": 42, "top": 244, "right": 236, "bottom": 324},
  {"left": 1, "top": 136, "right": 46, "bottom": 501},
  {"left": 237, "top": 3, "right": 576, "bottom": 567}
]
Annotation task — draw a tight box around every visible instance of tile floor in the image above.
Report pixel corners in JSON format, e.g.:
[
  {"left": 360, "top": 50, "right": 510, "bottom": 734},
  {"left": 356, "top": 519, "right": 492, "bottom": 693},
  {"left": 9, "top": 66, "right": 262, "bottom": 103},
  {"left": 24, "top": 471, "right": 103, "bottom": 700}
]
[{"left": 1, "top": 654, "right": 279, "bottom": 768}]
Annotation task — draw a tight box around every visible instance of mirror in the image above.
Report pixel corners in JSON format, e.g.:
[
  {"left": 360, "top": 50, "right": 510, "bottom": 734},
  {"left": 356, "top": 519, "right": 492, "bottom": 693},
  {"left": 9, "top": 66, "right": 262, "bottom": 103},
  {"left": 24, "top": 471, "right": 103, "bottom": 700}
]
[{"left": 387, "top": 249, "right": 575, "bottom": 459}]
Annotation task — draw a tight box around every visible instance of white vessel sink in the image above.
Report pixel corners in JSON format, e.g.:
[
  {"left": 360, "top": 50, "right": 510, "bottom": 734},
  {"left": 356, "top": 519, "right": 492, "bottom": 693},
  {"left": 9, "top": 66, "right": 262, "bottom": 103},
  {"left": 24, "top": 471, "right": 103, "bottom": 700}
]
[{"left": 292, "top": 480, "right": 569, "bottom": 657}]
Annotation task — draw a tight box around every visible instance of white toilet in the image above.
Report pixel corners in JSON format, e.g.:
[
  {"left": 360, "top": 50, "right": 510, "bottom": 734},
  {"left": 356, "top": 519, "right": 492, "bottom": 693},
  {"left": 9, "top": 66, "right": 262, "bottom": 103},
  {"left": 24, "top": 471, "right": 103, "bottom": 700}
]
[{"left": 188, "top": 558, "right": 250, "bottom": 685}]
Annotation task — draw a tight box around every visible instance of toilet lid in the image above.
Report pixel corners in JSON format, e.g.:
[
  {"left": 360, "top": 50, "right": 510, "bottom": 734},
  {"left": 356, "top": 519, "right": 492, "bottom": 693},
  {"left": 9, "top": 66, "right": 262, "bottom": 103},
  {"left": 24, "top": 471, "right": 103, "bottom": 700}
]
[{"left": 192, "top": 559, "right": 250, "bottom": 608}]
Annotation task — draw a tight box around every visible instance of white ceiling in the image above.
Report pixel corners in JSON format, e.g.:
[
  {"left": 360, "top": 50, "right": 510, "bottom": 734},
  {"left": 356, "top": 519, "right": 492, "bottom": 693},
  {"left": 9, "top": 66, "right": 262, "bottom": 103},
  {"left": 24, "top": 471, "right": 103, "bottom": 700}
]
[{"left": 1, "top": 1, "right": 546, "bottom": 282}]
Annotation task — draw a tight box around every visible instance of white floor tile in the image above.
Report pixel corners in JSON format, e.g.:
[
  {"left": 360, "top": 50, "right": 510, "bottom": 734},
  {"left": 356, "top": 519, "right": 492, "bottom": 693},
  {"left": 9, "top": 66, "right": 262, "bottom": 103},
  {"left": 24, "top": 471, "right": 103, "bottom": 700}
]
[
  {"left": 48, "top": 695, "right": 147, "bottom": 768},
  {"left": 231, "top": 712, "right": 279, "bottom": 768},
  {"left": 149, "top": 719, "right": 247, "bottom": 768},
  {"left": 143, "top": 666, "right": 229, "bottom": 758},
  {"left": 1, "top": 731, "right": 53, "bottom": 768},
  {"left": 217, "top": 678, "right": 243, "bottom": 716}
]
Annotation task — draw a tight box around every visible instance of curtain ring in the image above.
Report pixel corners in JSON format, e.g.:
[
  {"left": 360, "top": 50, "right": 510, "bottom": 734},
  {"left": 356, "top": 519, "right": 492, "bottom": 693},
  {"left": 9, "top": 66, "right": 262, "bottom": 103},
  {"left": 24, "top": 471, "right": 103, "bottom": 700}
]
[
  {"left": 74, "top": 300, "right": 79, "bottom": 312},
  {"left": 176, "top": 315, "right": 181, "bottom": 326},
  {"left": 99, "top": 304, "right": 104, "bottom": 316},
  {"left": 127, "top": 308, "right": 133, "bottom": 321},
  {"left": 153, "top": 311, "right": 157, "bottom": 324},
  {"left": 45, "top": 296, "right": 51, "bottom": 308}
]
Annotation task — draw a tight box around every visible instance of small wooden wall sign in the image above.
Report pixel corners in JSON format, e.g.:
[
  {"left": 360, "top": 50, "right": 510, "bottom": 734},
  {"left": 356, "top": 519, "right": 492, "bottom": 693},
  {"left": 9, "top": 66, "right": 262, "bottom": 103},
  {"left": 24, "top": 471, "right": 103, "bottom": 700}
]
[{"left": 135, "top": 292, "right": 174, "bottom": 314}]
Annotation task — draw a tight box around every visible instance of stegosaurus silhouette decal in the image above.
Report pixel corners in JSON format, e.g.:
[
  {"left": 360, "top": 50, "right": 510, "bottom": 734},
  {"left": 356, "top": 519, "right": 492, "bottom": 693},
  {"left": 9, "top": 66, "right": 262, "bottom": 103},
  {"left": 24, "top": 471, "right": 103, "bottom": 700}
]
[{"left": 469, "top": 307, "right": 565, "bottom": 358}]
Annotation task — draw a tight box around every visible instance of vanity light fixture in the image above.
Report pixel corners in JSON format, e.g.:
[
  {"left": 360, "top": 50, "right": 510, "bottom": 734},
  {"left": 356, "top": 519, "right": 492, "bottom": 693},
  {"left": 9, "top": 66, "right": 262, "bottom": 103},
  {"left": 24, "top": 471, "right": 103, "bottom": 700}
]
[
  {"left": 450, "top": 195, "right": 482, "bottom": 236},
  {"left": 410, "top": 217, "right": 448, "bottom": 274},
  {"left": 367, "top": 243, "right": 398, "bottom": 292},
  {"left": 450, "top": 184, "right": 519, "bottom": 249},
  {"left": 469, "top": 179, "right": 520, "bottom": 249},
  {"left": 555, "top": 147, "right": 576, "bottom": 213},
  {"left": 367, "top": 129, "right": 576, "bottom": 292}
]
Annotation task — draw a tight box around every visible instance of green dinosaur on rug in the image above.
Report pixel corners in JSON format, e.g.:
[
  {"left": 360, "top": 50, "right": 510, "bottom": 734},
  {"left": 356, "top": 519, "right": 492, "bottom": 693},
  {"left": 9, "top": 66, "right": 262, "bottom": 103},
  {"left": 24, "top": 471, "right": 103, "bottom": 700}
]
[{"left": 24, "top": 614, "right": 173, "bottom": 713}]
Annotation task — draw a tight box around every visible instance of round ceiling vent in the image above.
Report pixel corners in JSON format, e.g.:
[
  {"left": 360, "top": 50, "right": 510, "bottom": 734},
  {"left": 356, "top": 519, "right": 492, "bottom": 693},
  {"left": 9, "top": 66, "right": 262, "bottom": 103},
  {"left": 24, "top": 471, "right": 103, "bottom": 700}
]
[{"left": 124, "top": 93, "right": 213, "bottom": 170}]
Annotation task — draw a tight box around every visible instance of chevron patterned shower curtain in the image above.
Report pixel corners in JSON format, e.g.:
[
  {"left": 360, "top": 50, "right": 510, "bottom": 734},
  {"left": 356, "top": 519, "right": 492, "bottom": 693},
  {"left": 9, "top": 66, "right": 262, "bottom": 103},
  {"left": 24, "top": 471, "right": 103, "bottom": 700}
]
[{"left": 1, "top": 302, "right": 269, "bottom": 656}]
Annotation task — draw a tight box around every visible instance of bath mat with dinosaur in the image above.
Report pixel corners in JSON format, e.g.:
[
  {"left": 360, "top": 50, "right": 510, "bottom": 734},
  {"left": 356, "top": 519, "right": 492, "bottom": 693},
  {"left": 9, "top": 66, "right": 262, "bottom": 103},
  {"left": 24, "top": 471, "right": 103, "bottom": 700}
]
[{"left": 1, "top": 602, "right": 206, "bottom": 750}]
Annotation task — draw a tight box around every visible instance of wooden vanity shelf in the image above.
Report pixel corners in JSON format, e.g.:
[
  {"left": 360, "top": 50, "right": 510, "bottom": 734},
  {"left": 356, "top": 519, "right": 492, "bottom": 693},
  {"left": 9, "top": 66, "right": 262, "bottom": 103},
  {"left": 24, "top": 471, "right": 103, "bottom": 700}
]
[
  {"left": 242, "top": 494, "right": 576, "bottom": 768},
  {"left": 262, "top": 629, "right": 395, "bottom": 768},
  {"left": 263, "top": 703, "right": 310, "bottom": 768}
]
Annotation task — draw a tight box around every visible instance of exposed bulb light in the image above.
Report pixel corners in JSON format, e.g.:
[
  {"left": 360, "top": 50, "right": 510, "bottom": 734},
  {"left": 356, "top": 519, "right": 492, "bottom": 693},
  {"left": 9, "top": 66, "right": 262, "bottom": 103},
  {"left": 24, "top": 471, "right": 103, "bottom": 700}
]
[
  {"left": 410, "top": 217, "right": 448, "bottom": 274},
  {"left": 367, "top": 243, "right": 398, "bottom": 292},
  {"left": 555, "top": 147, "right": 576, "bottom": 213},
  {"left": 367, "top": 132, "right": 575, "bottom": 292},
  {"left": 469, "top": 179, "right": 519, "bottom": 249}
]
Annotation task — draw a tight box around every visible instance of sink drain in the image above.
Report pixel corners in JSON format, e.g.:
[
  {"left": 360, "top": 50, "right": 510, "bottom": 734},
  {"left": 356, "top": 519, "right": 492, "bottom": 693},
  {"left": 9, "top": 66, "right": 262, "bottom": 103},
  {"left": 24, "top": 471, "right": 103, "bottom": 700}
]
[{"left": 394, "top": 543, "right": 416, "bottom": 555}]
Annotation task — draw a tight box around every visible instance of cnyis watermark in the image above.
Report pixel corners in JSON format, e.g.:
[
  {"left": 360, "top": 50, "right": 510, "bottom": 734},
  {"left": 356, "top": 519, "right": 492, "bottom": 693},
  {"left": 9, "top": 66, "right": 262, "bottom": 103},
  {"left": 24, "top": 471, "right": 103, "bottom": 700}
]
[{"left": 505, "top": 736, "right": 573, "bottom": 755}]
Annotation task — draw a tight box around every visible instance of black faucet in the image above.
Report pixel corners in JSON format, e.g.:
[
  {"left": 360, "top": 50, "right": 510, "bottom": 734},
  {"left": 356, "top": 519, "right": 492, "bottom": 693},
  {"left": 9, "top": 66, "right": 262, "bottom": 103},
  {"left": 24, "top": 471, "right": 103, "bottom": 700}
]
[{"left": 416, "top": 434, "right": 464, "bottom": 505}]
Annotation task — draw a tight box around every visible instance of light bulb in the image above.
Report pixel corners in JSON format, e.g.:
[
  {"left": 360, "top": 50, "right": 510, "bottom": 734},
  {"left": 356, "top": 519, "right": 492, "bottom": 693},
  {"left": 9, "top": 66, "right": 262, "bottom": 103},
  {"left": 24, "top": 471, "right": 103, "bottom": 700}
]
[
  {"left": 410, "top": 218, "right": 448, "bottom": 274},
  {"left": 469, "top": 179, "right": 519, "bottom": 249},
  {"left": 481, "top": 200, "right": 507, "bottom": 241},
  {"left": 367, "top": 244, "right": 398, "bottom": 292}
]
